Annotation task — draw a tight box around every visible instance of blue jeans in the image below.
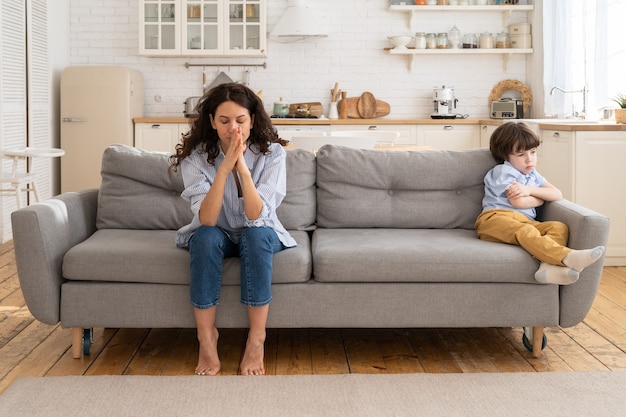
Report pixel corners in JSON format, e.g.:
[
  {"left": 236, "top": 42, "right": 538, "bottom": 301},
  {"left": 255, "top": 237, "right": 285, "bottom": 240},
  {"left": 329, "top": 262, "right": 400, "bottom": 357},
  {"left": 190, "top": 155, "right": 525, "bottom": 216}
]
[{"left": 188, "top": 226, "right": 285, "bottom": 309}]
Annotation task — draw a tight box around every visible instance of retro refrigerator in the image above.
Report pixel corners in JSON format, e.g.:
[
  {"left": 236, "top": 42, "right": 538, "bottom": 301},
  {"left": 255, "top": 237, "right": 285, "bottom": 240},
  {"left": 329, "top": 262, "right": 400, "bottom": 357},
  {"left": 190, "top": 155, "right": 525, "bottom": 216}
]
[{"left": 60, "top": 66, "right": 144, "bottom": 192}]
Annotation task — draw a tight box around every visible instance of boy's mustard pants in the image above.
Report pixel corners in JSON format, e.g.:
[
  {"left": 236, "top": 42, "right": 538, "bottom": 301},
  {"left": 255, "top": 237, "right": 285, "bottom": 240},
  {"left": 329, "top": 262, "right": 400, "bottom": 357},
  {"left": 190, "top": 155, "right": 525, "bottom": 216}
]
[{"left": 475, "top": 209, "right": 571, "bottom": 266}]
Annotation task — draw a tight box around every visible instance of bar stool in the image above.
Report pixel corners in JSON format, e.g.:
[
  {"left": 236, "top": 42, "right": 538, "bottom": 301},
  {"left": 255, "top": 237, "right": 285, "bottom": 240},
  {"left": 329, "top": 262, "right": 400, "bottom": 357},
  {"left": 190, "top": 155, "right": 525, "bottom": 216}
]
[{"left": 0, "top": 147, "right": 65, "bottom": 209}]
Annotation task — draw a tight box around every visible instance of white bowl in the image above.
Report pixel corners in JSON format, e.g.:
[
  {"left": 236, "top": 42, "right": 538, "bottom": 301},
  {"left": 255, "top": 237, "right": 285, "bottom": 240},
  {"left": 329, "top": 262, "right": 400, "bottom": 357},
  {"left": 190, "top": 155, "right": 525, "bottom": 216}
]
[{"left": 388, "top": 36, "right": 413, "bottom": 50}]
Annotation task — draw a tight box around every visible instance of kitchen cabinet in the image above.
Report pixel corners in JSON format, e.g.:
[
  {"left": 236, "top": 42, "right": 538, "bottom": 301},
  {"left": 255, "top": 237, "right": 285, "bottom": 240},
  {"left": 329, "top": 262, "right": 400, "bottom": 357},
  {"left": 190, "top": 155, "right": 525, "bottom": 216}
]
[
  {"left": 417, "top": 124, "right": 480, "bottom": 150},
  {"left": 480, "top": 124, "right": 499, "bottom": 148},
  {"left": 139, "top": 0, "right": 266, "bottom": 57},
  {"left": 537, "top": 130, "right": 574, "bottom": 200},
  {"left": 135, "top": 122, "right": 186, "bottom": 152},
  {"left": 331, "top": 124, "right": 416, "bottom": 146},
  {"left": 538, "top": 129, "right": 626, "bottom": 266},
  {"left": 387, "top": 4, "right": 533, "bottom": 71}
]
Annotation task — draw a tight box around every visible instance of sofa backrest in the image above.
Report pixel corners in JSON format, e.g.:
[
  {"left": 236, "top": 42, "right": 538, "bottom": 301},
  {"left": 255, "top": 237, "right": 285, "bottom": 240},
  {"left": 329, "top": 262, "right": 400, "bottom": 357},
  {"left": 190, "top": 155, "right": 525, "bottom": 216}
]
[
  {"left": 96, "top": 144, "right": 317, "bottom": 231},
  {"left": 315, "top": 145, "right": 496, "bottom": 230},
  {"left": 96, "top": 145, "right": 192, "bottom": 230}
]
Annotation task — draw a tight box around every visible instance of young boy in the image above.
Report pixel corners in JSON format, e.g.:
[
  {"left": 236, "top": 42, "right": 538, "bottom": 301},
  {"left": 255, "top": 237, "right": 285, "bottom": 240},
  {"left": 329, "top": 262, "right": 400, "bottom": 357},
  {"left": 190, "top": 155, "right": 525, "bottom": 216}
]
[{"left": 475, "top": 122, "right": 604, "bottom": 285}]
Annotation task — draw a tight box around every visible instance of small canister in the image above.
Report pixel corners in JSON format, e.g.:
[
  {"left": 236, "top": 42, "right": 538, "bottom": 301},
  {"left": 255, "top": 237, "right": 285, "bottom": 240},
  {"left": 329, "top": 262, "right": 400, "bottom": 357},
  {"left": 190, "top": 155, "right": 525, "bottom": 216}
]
[
  {"left": 462, "top": 33, "right": 478, "bottom": 49},
  {"left": 414, "top": 32, "right": 427, "bottom": 49},
  {"left": 479, "top": 32, "right": 494, "bottom": 49},
  {"left": 425, "top": 33, "right": 437, "bottom": 49},
  {"left": 495, "top": 32, "right": 511, "bottom": 48},
  {"left": 436, "top": 32, "right": 448, "bottom": 49}
]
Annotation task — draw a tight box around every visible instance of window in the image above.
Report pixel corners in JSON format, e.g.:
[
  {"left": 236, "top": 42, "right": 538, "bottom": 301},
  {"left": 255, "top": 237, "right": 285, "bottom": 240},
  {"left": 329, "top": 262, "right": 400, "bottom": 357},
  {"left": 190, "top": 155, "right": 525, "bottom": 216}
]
[{"left": 543, "top": 0, "right": 626, "bottom": 119}]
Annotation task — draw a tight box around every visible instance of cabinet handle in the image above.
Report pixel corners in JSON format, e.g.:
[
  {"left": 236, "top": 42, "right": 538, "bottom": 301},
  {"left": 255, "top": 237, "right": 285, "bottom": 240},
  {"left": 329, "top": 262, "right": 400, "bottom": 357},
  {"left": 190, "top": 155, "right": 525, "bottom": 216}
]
[
  {"left": 151, "top": 124, "right": 161, "bottom": 128},
  {"left": 367, "top": 126, "right": 379, "bottom": 130},
  {"left": 444, "top": 125, "right": 453, "bottom": 130},
  {"left": 552, "top": 132, "right": 560, "bottom": 138}
]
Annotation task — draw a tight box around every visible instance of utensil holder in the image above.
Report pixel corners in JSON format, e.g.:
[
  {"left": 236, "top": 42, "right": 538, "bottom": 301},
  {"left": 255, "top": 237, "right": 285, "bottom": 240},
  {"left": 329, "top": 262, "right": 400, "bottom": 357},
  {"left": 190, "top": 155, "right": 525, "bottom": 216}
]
[{"left": 328, "top": 102, "right": 339, "bottom": 119}]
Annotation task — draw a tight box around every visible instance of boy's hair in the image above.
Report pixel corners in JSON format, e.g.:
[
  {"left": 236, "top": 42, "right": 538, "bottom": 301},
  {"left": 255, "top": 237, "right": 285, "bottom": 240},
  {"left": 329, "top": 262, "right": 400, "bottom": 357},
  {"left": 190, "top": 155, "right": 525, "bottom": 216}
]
[{"left": 489, "top": 122, "right": 541, "bottom": 164}]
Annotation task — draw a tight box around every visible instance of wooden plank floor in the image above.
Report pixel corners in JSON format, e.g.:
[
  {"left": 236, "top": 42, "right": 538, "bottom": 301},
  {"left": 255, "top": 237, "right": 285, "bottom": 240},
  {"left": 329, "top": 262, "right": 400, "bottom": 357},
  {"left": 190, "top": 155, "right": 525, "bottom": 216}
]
[{"left": 1, "top": 240, "right": 625, "bottom": 393}]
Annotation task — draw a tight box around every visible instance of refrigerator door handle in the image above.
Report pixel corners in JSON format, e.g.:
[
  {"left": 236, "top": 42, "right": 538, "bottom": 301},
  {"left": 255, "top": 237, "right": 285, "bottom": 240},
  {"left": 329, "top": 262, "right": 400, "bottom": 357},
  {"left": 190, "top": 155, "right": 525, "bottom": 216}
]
[{"left": 62, "top": 117, "right": 87, "bottom": 123}]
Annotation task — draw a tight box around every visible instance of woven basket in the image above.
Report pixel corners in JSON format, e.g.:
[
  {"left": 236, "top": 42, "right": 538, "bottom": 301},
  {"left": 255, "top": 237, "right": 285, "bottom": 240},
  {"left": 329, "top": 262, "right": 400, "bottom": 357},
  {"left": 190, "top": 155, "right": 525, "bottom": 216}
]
[{"left": 615, "top": 108, "right": 626, "bottom": 124}]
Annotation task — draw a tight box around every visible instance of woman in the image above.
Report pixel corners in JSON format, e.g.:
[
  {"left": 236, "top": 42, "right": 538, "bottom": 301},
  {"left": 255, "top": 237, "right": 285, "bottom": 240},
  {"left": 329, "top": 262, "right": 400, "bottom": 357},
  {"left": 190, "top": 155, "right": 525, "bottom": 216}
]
[{"left": 170, "top": 83, "right": 296, "bottom": 376}]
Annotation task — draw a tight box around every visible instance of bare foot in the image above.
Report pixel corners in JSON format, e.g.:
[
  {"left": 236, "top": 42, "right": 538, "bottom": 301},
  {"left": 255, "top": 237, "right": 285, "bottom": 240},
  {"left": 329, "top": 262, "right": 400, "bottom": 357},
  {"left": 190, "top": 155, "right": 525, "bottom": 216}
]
[
  {"left": 195, "top": 327, "right": 220, "bottom": 376},
  {"left": 239, "top": 334, "right": 265, "bottom": 376}
]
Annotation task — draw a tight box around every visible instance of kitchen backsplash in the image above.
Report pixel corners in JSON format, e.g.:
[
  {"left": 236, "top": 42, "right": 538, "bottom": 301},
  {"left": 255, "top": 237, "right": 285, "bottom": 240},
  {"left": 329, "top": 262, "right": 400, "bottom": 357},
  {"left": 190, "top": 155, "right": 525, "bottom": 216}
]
[{"left": 69, "top": 0, "right": 531, "bottom": 119}]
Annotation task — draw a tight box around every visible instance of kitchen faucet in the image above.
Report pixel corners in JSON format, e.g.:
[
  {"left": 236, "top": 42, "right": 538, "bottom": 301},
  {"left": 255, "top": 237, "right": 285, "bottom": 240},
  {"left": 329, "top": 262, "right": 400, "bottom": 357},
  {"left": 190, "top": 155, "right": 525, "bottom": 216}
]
[{"left": 549, "top": 85, "right": 588, "bottom": 119}]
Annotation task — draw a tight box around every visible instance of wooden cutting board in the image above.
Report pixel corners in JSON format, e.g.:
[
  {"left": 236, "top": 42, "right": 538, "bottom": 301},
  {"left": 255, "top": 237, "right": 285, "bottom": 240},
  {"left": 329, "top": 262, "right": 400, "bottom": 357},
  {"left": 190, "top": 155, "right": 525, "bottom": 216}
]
[
  {"left": 288, "top": 102, "right": 323, "bottom": 117},
  {"left": 357, "top": 92, "right": 377, "bottom": 118},
  {"left": 339, "top": 96, "right": 391, "bottom": 118}
]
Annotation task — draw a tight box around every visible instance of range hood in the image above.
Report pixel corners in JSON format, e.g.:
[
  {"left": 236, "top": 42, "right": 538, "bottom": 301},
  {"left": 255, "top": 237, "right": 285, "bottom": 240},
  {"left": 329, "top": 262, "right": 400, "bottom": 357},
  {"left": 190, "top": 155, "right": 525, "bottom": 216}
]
[{"left": 269, "top": 0, "right": 328, "bottom": 43}]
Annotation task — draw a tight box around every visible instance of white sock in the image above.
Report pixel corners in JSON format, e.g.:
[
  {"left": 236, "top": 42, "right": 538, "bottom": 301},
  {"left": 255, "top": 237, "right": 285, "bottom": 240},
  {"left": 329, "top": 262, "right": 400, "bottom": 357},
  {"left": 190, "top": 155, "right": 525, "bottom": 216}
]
[
  {"left": 535, "top": 262, "right": 580, "bottom": 285},
  {"left": 562, "top": 246, "right": 605, "bottom": 272}
]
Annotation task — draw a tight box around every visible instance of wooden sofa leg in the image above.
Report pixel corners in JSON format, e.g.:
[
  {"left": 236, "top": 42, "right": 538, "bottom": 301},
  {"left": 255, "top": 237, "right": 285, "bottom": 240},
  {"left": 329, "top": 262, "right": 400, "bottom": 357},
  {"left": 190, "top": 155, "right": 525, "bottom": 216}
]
[
  {"left": 532, "top": 326, "right": 544, "bottom": 358},
  {"left": 72, "top": 327, "right": 83, "bottom": 359}
]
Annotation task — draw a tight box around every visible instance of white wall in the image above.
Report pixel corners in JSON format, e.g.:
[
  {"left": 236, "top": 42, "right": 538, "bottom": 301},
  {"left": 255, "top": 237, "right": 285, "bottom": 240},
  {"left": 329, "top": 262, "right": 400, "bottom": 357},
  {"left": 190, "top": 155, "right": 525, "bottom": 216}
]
[{"left": 64, "top": 0, "right": 536, "bottom": 119}]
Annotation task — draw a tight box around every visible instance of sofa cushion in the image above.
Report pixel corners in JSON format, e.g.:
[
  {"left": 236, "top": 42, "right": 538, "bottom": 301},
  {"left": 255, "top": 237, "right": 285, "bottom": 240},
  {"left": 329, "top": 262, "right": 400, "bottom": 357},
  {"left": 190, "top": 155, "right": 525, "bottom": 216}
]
[
  {"left": 277, "top": 149, "right": 317, "bottom": 231},
  {"left": 63, "top": 229, "right": 312, "bottom": 286},
  {"left": 315, "top": 145, "right": 496, "bottom": 229},
  {"left": 96, "top": 145, "right": 316, "bottom": 231},
  {"left": 96, "top": 145, "right": 192, "bottom": 230},
  {"left": 311, "top": 228, "right": 539, "bottom": 284}
]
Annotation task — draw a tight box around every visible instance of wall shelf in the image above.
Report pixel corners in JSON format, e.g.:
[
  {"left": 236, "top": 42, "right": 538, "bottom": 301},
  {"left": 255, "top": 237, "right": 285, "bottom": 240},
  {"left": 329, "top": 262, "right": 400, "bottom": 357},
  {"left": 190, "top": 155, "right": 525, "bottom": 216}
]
[
  {"left": 387, "top": 4, "right": 534, "bottom": 72},
  {"left": 387, "top": 47, "right": 532, "bottom": 72},
  {"left": 389, "top": 4, "right": 534, "bottom": 32}
]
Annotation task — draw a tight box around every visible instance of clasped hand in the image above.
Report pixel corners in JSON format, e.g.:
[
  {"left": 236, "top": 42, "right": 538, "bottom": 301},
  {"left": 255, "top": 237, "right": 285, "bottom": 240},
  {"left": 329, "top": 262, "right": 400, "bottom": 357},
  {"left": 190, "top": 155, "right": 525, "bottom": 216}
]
[{"left": 224, "top": 126, "right": 249, "bottom": 175}]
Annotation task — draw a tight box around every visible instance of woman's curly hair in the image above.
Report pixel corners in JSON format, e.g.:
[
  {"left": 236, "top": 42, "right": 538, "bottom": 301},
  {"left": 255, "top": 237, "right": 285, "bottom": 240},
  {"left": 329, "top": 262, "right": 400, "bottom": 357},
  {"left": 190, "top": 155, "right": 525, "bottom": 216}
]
[{"left": 170, "top": 83, "right": 287, "bottom": 172}]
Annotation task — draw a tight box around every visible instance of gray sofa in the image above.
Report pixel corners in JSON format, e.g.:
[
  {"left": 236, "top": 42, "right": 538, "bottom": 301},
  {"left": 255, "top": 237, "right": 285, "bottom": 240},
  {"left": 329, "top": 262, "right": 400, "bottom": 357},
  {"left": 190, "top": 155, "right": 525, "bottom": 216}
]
[{"left": 12, "top": 144, "right": 609, "bottom": 359}]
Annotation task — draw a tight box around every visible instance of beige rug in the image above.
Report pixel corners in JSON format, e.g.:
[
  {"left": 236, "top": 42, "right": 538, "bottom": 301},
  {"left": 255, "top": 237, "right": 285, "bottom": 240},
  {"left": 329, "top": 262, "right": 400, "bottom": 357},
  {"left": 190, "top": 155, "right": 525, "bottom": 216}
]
[{"left": 1, "top": 371, "right": 624, "bottom": 417}]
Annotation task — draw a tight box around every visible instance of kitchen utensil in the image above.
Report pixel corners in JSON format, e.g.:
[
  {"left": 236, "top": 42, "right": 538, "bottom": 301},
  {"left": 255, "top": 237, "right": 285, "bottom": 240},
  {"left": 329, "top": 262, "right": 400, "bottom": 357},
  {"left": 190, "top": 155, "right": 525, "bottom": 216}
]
[
  {"left": 288, "top": 102, "right": 323, "bottom": 117},
  {"left": 357, "top": 92, "right": 377, "bottom": 118},
  {"left": 273, "top": 98, "right": 290, "bottom": 117},
  {"left": 338, "top": 96, "right": 391, "bottom": 118},
  {"left": 331, "top": 82, "right": 340, "bottom": 102},
  {"left": 388, "top": 35, "right": 413, "bottom": 50},
  {"left": 339, "top": 92, "right": 348, "bottom": 119}
]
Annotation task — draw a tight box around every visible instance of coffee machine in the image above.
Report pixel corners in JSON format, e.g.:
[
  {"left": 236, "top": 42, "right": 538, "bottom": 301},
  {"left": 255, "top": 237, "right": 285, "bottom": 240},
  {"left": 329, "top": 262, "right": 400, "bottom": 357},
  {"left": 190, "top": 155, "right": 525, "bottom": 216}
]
[{"left": 431, "top": 85, "right": 459, "bottom": 119}]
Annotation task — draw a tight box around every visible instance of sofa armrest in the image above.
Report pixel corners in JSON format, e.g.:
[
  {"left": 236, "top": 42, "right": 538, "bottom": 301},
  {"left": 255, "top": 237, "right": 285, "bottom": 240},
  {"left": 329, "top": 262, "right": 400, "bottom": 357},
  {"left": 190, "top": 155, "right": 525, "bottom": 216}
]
[
  {"left": 538, "top": 199, "right": 610, "bottom": 327},
  {"left": 11, "top": 189, "right": 99, "bottom": 324}
]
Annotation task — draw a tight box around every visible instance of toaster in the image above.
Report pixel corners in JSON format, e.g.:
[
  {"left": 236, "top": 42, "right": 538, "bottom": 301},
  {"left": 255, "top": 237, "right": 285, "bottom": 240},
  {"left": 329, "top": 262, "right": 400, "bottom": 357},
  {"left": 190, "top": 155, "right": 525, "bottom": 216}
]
[{"left": 490, "top": 99, "right": 523, "bottom": 119}]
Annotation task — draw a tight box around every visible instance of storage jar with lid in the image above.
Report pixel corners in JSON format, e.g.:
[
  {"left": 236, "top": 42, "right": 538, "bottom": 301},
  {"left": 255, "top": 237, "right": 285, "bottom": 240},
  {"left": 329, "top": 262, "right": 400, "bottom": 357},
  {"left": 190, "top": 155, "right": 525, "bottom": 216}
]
[
  {"left": 436, "top": 33, "right": 448, "bottom": 49},
  {"left": 447, "top": 25, "right": 461, "bottom": 49},
  {"left": 479, "top": 32, "right": 494, "bottom": 49},
  {"left": 495, "top": 32, "right": 511, "bottom": 48},
  {"left": 414, "top": 32, "right": 427, "bottom": 49},
  {"left": 425, "top": 33, "right": 437, "bottom": 49},
  {"left": 462, "top": 33, "right": 477, "bottom": 49}
]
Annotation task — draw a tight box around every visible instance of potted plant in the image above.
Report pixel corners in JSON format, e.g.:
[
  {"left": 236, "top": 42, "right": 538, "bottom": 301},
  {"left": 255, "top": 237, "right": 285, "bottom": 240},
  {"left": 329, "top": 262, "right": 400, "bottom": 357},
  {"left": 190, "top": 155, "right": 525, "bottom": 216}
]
[{"left": 611, "top": 92, "right": 626, "bottom": 123}]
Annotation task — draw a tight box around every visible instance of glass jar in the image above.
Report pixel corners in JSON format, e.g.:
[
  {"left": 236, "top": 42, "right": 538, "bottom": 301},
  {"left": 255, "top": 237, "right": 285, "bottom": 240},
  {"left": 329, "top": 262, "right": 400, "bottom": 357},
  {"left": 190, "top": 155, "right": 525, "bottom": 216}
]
[
  {"left": 495, "top": 32, "right": 511, "bottom": 48},
  {"left": 425, "top": 33, "right": 437, "bottom": 49},
  {"left": 436, "top": 33, "right": 448, "bottom": 49},
  {"left": 462, "top": 33, "right": 478, "bottom": 49},
  {"left": 414, "top": 32, "right": 427, "bottom": 49},
  {"left": 479, "top": 32, "right": 494, "bottom": 49},
  {"left": 447, "top": 25, "right": 461, "bottom": 49}
]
